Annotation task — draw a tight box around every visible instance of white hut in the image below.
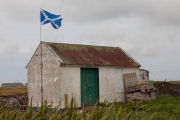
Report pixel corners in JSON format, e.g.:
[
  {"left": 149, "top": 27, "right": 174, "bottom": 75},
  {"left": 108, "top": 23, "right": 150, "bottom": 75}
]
[{"left": 26, "top": 42, "right": 141, "bottom": 108}]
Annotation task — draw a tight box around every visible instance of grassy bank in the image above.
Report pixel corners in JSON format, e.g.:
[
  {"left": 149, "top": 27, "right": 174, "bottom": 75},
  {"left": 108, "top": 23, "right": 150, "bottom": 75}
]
[{"left": 0, "top": 94, "right": 179, "bottom": 120}]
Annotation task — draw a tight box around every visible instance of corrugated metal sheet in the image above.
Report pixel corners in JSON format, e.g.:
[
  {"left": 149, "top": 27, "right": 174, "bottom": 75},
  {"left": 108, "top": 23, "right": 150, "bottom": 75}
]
[
  {"left": 123, "top": 73, "right": 138, "bottom": 91},
  {"left": 46, "top": 42, "right": 140, "bottom": 67}
]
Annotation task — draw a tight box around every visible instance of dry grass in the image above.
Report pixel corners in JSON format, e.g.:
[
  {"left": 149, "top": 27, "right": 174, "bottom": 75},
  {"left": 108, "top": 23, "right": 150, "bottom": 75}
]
[{"left": 0, "top": 86, "right": 27, "bottom": 96}]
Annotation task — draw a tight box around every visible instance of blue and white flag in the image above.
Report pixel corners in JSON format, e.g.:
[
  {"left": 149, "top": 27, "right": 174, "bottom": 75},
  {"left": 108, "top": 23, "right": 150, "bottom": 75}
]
[{"left": 40, "top": 9, "right": 62, "bottom": 29}]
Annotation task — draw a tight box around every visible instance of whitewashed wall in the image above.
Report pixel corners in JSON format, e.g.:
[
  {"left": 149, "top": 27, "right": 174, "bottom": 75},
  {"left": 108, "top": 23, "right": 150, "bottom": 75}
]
[
  {"left": 99, "top": 67, "right": 125, "bottom": 103},
  {"left": 27, "top": 43, "right": 60, "bottom": 107},
  {"left": 99, "top": 67, "right": 139, "bottom": 103},
  {"left": 58, "top": 67, "right": 139, "bottom": 107},
  {"left": 27, "top": 43, "right": 44, "bottom": 106},
  {"left": 42, "top": 45, "right": 60, "bottom": 107},
  {"left": 59, "top": 67, "right": 81, "bottom": 108},
  {"left": 99, "top": 67, "right": 116, "bottom": 103}
]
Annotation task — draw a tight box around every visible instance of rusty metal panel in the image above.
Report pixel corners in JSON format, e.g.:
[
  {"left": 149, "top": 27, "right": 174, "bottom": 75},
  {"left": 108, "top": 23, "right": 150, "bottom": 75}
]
[
  {"left": 123, "top": 72, "right": 138, "bottom": 91},
  {"left": 46, "top": 42, "right": 140, "bottom": 67}
]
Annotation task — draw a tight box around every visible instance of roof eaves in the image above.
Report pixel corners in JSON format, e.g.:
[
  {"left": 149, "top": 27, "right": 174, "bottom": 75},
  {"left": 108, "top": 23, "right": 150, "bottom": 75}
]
[{"left": 60, "top": 64, "right": 140, "bottom": 68}]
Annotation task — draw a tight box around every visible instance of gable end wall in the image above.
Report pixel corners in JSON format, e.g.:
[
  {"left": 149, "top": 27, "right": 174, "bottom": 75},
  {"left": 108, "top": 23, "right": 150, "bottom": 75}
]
[{"left": 27, "top": 43, "right": 60, "bottom": 107}]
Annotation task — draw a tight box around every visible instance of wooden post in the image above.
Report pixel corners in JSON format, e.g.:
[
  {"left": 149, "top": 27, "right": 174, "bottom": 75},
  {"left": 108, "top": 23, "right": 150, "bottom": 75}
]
[
  {"left": 64, "top": 94, "right": 68, "bottom": 108},
  {"left": 132, "top": 98, "right": 140, "bottom": 120}
]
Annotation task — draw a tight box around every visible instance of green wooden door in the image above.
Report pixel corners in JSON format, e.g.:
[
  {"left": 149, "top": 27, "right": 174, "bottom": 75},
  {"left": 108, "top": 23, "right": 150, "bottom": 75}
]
[{"left": 81, "top": 68, "right": 99, "bottom": 105}]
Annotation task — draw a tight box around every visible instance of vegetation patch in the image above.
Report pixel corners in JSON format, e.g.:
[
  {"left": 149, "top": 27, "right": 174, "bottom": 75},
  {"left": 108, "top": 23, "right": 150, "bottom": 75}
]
[{"left": 0, "top": 95, "right": 179, "bottom": 120}]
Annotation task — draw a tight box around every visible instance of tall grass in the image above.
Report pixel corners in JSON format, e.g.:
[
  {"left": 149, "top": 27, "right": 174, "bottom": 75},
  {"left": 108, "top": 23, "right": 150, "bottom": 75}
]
[{"left": 0, "top": 95, "right": 178, "bottom": 120}]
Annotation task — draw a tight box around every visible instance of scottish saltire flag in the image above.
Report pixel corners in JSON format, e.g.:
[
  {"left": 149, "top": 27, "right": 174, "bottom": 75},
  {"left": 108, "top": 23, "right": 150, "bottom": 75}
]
[{"left": 40, "top": 9, "right": 62, "bottom": 29}]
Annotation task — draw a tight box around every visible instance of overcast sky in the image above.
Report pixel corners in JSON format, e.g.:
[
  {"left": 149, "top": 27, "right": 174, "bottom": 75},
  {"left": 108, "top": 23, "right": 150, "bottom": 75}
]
[{"left": 0, "top": 0, "right": 180, "bottom": 84}]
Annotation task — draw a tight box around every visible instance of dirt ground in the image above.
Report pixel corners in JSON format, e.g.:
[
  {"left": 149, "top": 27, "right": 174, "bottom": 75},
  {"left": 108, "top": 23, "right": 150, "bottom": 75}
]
[{"left": 153, "top": 82, "right": 180, "bottom": 96}]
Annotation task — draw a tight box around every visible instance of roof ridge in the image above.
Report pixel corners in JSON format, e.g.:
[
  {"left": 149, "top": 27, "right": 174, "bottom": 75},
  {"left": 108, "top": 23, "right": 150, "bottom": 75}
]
[{"left": 45, "top": 41, "right": 118, "bottom": 48}]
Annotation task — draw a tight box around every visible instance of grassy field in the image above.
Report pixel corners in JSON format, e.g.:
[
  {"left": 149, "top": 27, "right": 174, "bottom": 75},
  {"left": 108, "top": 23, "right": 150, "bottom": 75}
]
[
  {"left": 0, "top": 94, "right": 180, "bottom": 120},
  {"left": 0, "top": 86, "right": 27, "bottom": 96}
]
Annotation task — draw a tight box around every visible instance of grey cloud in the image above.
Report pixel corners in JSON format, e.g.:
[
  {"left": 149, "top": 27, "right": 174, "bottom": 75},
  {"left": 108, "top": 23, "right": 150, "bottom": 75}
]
[
  {"left": 61, "top": 0, "right": 180, "bottom": 25},
  {"left": 0, "top": 0, "right": 180, "bottom": 82},
  {"left": 0, "top": 0, "right": 56, "bottom": 23},
  {"left": 0, "top": 1, "right": 36, "bottom": 23},
  {"left": 4, "top": 44, "right": 20, "bottom": 56},
  {"left": 77, "top": 15, "right": 180, "bottom": 58},
  {"left": 1, "top": 0, "right": 180, "bottom": 26}
]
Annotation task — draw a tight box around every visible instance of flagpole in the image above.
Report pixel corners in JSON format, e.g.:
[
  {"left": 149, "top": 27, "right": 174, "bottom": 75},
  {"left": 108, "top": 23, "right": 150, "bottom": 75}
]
[
  {"left": 40, "top": 8, "right": 43, "bottom": 102},
  {"left": 39, "top": 9, "right": 62, "bottom": 103},
  {"left": 40, "top": 9, "right": 42, "bottom": 42}
]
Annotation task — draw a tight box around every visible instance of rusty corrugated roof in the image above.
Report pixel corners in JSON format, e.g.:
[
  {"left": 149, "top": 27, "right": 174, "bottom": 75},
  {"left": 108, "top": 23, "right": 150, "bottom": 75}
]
[{"left": 46, "top": 42, "right": 140, "bottom": 67}]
